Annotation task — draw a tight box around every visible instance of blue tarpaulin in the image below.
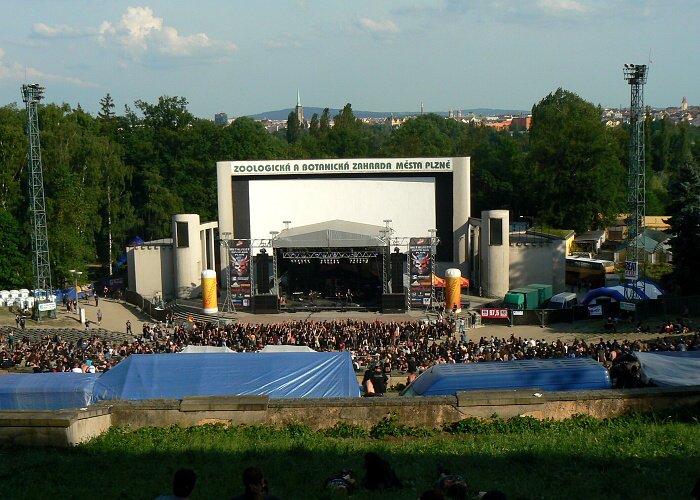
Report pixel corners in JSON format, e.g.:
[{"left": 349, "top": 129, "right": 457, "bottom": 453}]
[
  {"left": 0, "top": 373, "right": 98, "bottom": 410},
  {"left": 635, "top": 351, "right": 700, "bottom": 387},
  {"left": 92, "top": 352, "right": 360, "bottom": 400},
  {"left": 402, "top": 358, "right": 611, "bottom": 396}
]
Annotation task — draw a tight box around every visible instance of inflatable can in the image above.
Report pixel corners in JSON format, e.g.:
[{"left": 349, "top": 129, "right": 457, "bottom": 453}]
[
  {"left": 445, "top": 268, "right": 461, "bottom": 314},
  {"left": 201, "top": 269, "right": 218, "bottom": 314}
]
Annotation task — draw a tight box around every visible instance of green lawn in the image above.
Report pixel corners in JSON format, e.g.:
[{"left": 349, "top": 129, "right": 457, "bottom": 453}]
[{"left": 1, "top": 409, "right": 699, "bottom": 499}]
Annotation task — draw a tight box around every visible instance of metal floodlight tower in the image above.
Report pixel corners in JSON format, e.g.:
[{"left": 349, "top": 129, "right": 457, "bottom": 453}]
[
  {"left": 622, "top": 64, "right": 648, "bottom": 301},
  {"left": 22, "top": 84, "right": 54, "bottom": 319}
]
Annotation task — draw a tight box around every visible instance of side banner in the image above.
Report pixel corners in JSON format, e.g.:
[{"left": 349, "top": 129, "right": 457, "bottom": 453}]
[
  {"left": 229, "top": 240, "right": 252, "bottom": 308},
  {"left": 409, "top": 237, "right": 432, "bottom": 307}
]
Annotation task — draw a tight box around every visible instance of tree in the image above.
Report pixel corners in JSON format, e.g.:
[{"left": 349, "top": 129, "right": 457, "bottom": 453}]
[
  {"left": 666, "top": 158, "right": 700, "bottom": 295},
  {"left": 98, "top": 93, "right": 116, "bottom": 121},
  {"left": 319, "top": 108, "right": 331, "bottom": 133},
  {"left": 309, "top": 113, "right": 319, "bottom": 137},
  {"left": 528, "top": 89, "right": 625, "bottom": 231},
  {"left": 0, "top": 209, "right": 31, "bottom": 287},
  {"left": 383, "top": 114, "right": 452, "bottom": 157},
  {"left": 286, "top": 111, "right": 301, "bottom": 143}
]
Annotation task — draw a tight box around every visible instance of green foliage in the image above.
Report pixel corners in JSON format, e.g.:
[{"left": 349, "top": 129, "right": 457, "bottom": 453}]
[
  {"left": 666, "top": 157, "right": 700, "bottom": 294},
  {"left": 0, "top": 209, "right": 31, "bottom": 286},
  {"left": 3, "top": 407, "right": 700, "bottom": 499},
  {"left": 369, "top": 413, "right": 436, "bottom": 439},
  {"left": 321, "top": 421, "right": 370, "bottom": 439},
  {"left": 528, "top": 88, "right": 626, "bottom": 232}
]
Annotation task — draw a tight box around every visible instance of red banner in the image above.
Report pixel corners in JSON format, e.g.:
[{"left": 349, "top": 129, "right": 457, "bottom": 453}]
[{"left": 480, "top": 308, "right": 509, "bottom": 319}]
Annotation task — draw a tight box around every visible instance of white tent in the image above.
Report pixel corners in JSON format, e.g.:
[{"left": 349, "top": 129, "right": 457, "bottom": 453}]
[
  {"left": 179, "top": 345, "right": 234, "bottom": 354},
  {"left": 260, "top": 345, "right": 316, "bottom": 353}
]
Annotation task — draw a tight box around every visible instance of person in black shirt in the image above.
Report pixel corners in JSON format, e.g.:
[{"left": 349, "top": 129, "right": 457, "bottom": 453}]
[{"left": 362, "top": 364, "right": 388, "bottom": 396}]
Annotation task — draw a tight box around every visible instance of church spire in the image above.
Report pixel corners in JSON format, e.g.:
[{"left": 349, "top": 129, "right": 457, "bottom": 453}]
[{"left": 295, "top": 89, "right": 304, "bottom": 126}]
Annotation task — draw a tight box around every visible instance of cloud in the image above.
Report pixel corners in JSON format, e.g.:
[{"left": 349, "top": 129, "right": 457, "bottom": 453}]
[
  {"left": 33, "top": 6, "right": 236, "bottom": 63},
  {"left": 0, "top": 47, "right": 96, "bottom": 87},
  {"left": 358, "top": 18, "right": 400, "bottom": 33},
  {"left": 262, "top": 34, "right": 303, "bottom": 49},
  {"left": 99, "top": 6, "right": 236, "bottom": 60},
  {"left": 32, "top": 22, "right": 85, "bottom": 38},
  {"left": 536, "top": 0, "right": 588, "bottom": 14}
]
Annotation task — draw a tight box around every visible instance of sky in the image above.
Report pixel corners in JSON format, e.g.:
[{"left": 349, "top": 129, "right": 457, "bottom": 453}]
[{"left": 0, "top": 0, "right": 698, "bottom": 119}]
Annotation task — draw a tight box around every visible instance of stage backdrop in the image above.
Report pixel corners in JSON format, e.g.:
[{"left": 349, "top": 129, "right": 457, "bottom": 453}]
[{"left": 248, "top": 177, "right": 436, "bottom": 243}]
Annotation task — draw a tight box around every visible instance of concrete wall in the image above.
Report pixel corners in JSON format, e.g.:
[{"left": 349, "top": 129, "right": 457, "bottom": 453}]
[
  {"left": 480, "top": 210, "right": 510, "bottom": 298},
  {"left": 3, "top": 386, "right": 699, "bottom": 447},
  {"left": 452, "top": 157, "right": 471, "bottom": 273},
  {"left": 127, "top": 216, "right": 218, "bottom": 300},
  {"left": 509, "top": 240, "right": 566, "bottom": 293},
  {"left": 128, "top": 245, "right": 174, "bottom": 299},
  {"left": 173, "top": 214, "right": 202, "bottom": 299}
]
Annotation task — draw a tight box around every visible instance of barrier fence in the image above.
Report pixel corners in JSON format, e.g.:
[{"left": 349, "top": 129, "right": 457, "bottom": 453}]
[
  {"left": 478, "top": 295, "right": 700, "bottom": 328},
  {"left": 124, "top": 290, "right": 168, "bottom": 322}
]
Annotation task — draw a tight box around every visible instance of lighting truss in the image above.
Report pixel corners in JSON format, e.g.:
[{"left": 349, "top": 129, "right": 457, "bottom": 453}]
[{"left": 282, "top": 250, "right": 379, "bottom": 263}]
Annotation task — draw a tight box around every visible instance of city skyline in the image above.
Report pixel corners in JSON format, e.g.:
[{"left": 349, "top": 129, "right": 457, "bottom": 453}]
[{"left": 0, "top": 0, "right": 698, "bottom": 118}]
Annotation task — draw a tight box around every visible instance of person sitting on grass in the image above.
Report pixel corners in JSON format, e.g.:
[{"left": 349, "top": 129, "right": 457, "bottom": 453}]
[
  {"left": 435, "top": 468, "right": 468, "bottom": 499},
  {"left": 363, "top": 452, "right": 402, "bottom": 491},
  {"left": 155, "top": 467, "right": 197, "bottom": 500},
  {"left": 230, "top": 466, "right": 280, "bottom": 500}
]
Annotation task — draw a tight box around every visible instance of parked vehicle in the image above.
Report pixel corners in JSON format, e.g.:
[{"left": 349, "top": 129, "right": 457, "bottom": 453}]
[{"left": 548, "top": 292, "right": 578, "bottom": 310}]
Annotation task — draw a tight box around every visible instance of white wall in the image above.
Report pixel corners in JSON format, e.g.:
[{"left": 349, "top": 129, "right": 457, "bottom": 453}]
[
  {"left": 248, "top": 177, "right": 436, "bottom": 240},
  {"left": 509, "top": 241, "right": 567, "bottom": 293},
  {"left": 128, "top": 246, "right": 174, "bottom": 298}
]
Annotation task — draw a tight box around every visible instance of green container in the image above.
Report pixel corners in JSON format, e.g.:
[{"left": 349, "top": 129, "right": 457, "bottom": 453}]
[
  {"left": 527, "top": 284, "right": 553, "bottom": 306},
  {"left": 503, "top": 292, "right": 525, "bottom": 310},
  {"left": 510, "top": 287, "right": 540, "bottom": 310}
]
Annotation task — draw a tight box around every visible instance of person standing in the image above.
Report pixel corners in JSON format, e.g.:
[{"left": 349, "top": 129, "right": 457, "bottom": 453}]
[
  {"left": 97, "top": 309, "right": 103, "bottom": 326},
  {"left": 126, "top": 319, "right": 132, "bottom": 335}
]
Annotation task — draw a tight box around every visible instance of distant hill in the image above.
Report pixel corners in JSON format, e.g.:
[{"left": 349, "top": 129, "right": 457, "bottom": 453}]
[{"left": 247, "top": 107, "right": 529, "bottom": 121}]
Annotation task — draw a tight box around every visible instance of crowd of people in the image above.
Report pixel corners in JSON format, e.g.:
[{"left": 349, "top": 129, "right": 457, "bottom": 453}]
[{"left": 1, "top": 315, "right": 698, "bottom": 385}]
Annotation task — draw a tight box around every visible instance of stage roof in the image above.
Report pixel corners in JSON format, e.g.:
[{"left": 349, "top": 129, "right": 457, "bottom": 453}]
[{"left": 273, "top": 219, "right": 387, "bottom": 248}]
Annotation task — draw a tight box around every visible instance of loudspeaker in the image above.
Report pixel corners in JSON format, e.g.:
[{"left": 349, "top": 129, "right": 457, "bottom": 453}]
[
  {"left": 390, "top": 252, "right": 404, "bottom": 293},
  {"left": 253, "top": 294, "right": 279, "bottom": 314},
  {"left": 256, "top": 250, "right": 270, "bottom": 294},
  {"left": 382, "top": 293, "right": 406, "bottom": 313}
]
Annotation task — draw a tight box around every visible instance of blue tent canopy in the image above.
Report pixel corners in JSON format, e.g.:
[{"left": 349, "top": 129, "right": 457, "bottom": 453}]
[
  {"left": 0, "top": 373, "right": 98, "bottom": 410},
  {"left": 581, "top": 280, "right": 664, "bottom": 306},
  {"left": 402, "top": 358, "right": 611, "bottom": 396},
  {"left": 92, "top": 352, "right": 360, "bottom": 401}
]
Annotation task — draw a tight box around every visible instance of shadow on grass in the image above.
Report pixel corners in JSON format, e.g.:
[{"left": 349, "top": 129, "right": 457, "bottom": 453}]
[{"left": 0, "top": 420, "right": 699, "bottom": 500}]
